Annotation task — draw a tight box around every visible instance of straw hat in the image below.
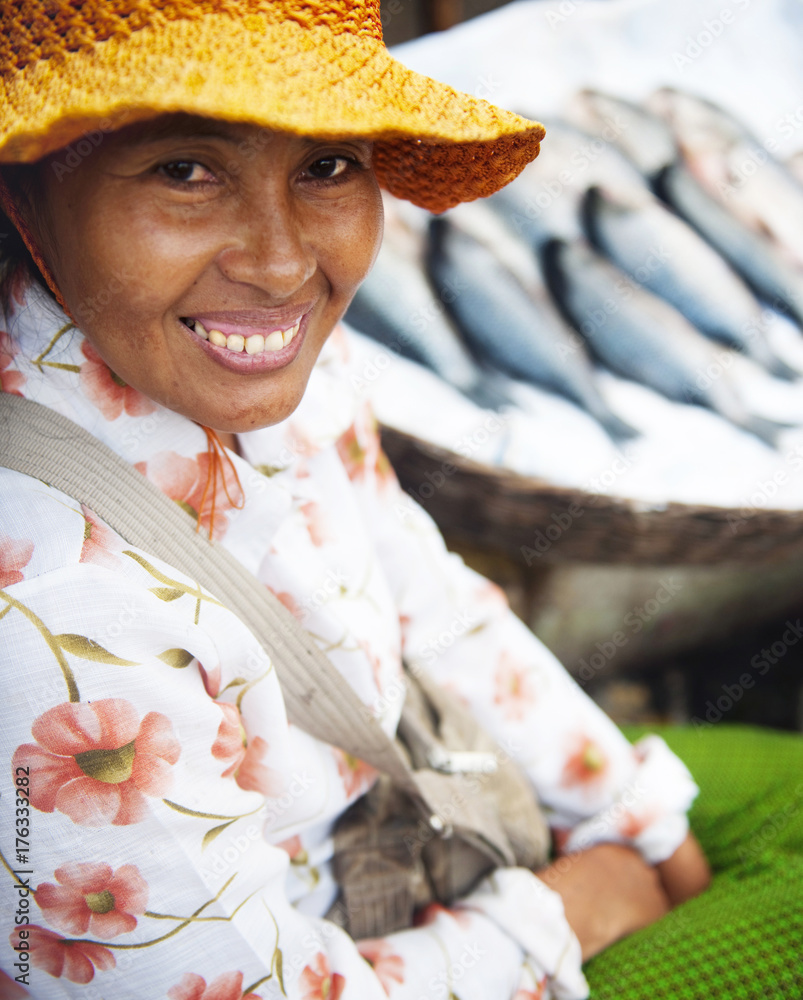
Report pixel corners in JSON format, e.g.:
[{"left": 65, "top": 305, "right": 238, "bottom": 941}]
[{"left": 0, "top": 0, "right": 545, "bottom": 214}]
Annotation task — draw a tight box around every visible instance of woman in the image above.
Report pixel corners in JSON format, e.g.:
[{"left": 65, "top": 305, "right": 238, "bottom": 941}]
[{"left": 1, "top": 2, "right": 797, "bottom": 998}]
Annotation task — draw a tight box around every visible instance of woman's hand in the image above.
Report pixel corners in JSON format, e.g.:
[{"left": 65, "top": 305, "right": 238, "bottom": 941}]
[
  {"left": 656, "top": 831, "right": 711, "bottom": 906},
  {"left": 536, "top": 833, "right": 711, "bottom": 961},
  {"left": 535, "top": 843, "right": 671, "bottom": 961}
]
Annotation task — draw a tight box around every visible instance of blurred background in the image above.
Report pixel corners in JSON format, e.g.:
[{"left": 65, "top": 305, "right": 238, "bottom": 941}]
[
  {"left": 380, "top": 0, "right": 511, "bottom": 44},
  {"left": 355, "top": 0, "right": 803, "bottom": 732}
]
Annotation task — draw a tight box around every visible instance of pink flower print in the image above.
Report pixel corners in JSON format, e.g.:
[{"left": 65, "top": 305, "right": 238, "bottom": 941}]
[
  {"left": 276, "top": 834, "right": 308, "bottom": 864},
  {"left": 493, "top": 652, "right": 536, "bottom": 721},
  {"left": 617, "top": 809, "right": 656, "bottom": 840},
  {"left": 0, "top": 330, "right": 25, "bottom": 395},
  {"left": 357, "top": 940, "right": 405, "bottom": 994},
  {"left": 79, "top": 505, "right": 122, "bottom": 570},
  {"left": 335, "top": 423, "right": 368, "bottom": 482},
  {"left": 0, "top": 967, "right": 30, "bottom": 997},
  {"left": 12, "top": 699, "right": 181, "bottom": 826},
  {"left": 268, "top": 587, "right": 305, "bottom": 621},
  {"left": 80, "top": 340, "right": 156, "bottom": 420},
  {"left": 336, "top": 409, "right": 395, "bottom": 490},
  {"left": 415, "top": 902, "right": 474, "bottom": 930},
  {"left": 168, "top": 971, "right": 263, "bottom": 1000},
  {"left": 300, "top": 953, "right": 346, "bottom": 1000},
  {"left": 300, "top": 500, "right": 331, "bottom": 547},
  {"left": 11, "top": 925, "right": 115, "bottom": 984},
  {"left": 199, "top": 661, "right": 222, "bottom": 698},
  {"left": 35, "top": 861, "right": 148, "bottom": 937},
  {"left": 514, "top": 979, "right": 547, "bottom": 1000},
  {"left": 0, "top": 534, "right": 34, "bottom": 588},
  {"left": 211, "top": 703, "right": 282, "bottom": 796},
  {"left": 136, "top": 450, "right": 240, "bottom": 541},
  {"left": 333, "top": 748, "right": 378, "bottom": 800},
  {"left": 561, "top": 735, "right": 610, "bottom": 791}
]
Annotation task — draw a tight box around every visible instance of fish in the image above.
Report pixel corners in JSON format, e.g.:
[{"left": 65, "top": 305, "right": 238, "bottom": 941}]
[
  {"left": 654, "top": 161, "right": 803, "bottom": 329},
  {"left": 542, "top": 237, "right": 787, "bottom": 447},
  {"left": 582, "top": 185, "right": 799, "bottom": 380},
  {"left": 344, "top": 209, "right": 510, "bottom": 411},
  {"left": 488, "top": 118, "right": 650, "bottom": 245},
  {"left": 566, "top": 89, "right": 678, "bottom": 177},
  {"left": 649, "top": 88, "right": 803, "bottom": 269},
  {"left": 426, "top": 212, "right": 636, "bottom": 441}
]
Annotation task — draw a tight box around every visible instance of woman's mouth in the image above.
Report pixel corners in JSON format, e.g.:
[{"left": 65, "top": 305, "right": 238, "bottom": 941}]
[
  {"left": 178, "top": 309, "right": 311, "bottom": 372},
  {"left": 180, "top": 317, "right": 301, "bottom": 355}
]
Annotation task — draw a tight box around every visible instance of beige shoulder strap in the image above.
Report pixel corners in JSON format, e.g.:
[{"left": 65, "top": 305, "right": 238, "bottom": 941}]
[{"left": 0, "top": 393, "right": 420, "bottom": 798}]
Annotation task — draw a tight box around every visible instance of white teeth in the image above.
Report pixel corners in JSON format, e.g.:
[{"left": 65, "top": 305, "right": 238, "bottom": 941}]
[
  {"left": 245, "top": 334, "right": 265, "bottom": 355},
  {"left": 283, "top": 321, "right": 300, "bottom": 346},
  {"left": 200, "top": 319, "right": 302, "bottom": 354}
]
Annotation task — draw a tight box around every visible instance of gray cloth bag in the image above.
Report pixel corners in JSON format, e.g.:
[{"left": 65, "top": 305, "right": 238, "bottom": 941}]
[{"left": 0, "top": 392, "right": 550, "bottom": 939}]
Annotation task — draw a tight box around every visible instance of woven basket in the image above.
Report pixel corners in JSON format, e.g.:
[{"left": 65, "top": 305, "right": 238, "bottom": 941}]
[{"left": 380, "top": 426, "right": 803, "bottom": 567}]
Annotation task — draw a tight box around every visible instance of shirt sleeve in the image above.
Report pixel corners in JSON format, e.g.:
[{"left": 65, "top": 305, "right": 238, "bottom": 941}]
[
  {"left": 333, "top": 400, "right": 700, "bottom": 991},
  {"left": 0, "top": 470, "right": 583, "bottom": 1000}
]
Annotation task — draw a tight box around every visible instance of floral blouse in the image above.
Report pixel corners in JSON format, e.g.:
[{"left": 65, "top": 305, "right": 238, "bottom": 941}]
[{"left": 0, "top": 285, "right": 698, "bottom": 1000}]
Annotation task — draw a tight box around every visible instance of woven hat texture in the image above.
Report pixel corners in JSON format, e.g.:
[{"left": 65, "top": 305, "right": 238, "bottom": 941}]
[{"left": 0, "top": 0, "right": 545, "bottom": 212}]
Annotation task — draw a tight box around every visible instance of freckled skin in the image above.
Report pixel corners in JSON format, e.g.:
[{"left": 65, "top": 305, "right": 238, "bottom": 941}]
[{"left": 29, "top": 114, "right": 384, "bottom": 436}]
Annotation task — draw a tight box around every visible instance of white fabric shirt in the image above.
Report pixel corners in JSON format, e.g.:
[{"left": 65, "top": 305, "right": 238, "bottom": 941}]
[{"left": 0, "top": 286, "right": 698, "bottom": 1000}]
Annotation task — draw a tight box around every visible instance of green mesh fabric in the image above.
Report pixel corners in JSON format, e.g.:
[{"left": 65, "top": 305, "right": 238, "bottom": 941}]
[{"left": 584, "top": 725, "right": 803, "bottom": 999}]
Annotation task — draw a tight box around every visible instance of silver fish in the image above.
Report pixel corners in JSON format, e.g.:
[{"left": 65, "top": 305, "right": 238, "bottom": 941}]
[
  {"left": 655, "top": 161, "right": 803, "bottom": 329},
  {"left": 426, "top": 214, "right": 636, "bottom": 441},
  {"left": 582, "top": 185, "right": 799, "bottom": 380},
  {"left": 565, "top": 89, "right": 803, "bottom": 325},
  {"left": 543, "top": 238, "right": 786, "bottom": 447},
  {"left": 566, "top": 90, "right": 677, "bottom": 176},
  {"left": 345, "top": 221, "right": 509, "bottom": 411},
  {"left": 489, "top": 118, "right": 649, "bottom": 245},
  {"left": 649, "top": 88, "right": 803, "bottom": 269}
]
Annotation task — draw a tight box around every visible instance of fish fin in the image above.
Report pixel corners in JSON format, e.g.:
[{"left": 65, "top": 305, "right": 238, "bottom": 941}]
[
  {"left": 464, "top": 373, "right": 513, "bottom": 412},
  {"left": 598, "top": 411, "right": 640, "bottom": 443}
]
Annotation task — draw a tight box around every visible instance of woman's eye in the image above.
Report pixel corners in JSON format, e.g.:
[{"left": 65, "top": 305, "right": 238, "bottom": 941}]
[
  {"left": 306, "top": 157, "right": 352, "bottom": 181},
  {"left": 158, "top": 161, "right": 212, "bottom": 184}
]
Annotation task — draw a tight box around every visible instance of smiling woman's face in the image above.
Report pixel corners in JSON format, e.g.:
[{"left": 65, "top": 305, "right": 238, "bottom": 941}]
[{"left": 31, "top": 114, "right": 383, "bottom": 432}]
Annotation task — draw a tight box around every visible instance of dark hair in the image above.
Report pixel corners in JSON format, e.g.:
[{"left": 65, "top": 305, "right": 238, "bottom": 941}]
[{"left": 0, "top": 164, "right": 55, "bottom": 313}]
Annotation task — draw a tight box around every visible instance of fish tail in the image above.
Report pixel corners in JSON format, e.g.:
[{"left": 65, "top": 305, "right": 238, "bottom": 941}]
[{"left": 597, "top": 410, "right": 640, "bottom": 443}]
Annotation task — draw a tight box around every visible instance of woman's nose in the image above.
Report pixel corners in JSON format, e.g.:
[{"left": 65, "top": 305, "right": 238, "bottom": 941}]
[{"left": 216, "top": 191, "right": 316, "bottom": 300}]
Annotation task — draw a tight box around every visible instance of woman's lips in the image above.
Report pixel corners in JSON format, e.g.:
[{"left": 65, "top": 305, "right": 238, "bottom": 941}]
[
  {"left": 179, "top": 309, "right": 311, "bottom": 372},
  {"left": 184, "top": 316, "right": 301, "bottom": 356}
]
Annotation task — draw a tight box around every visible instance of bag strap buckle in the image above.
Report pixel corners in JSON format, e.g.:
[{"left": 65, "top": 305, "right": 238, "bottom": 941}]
[{"left": 425, "top": 745, "right": 499, "bottom": 776}]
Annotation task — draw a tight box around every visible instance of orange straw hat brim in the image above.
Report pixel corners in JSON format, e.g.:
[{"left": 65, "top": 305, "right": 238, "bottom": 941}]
[{"left": 0, "top": 5, "right": 544, "bottom": 213}]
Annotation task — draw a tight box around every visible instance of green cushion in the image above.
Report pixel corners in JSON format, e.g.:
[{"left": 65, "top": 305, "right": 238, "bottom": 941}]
[{"left": 584, "top": 725, "right": 803, "bottom": 998}]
